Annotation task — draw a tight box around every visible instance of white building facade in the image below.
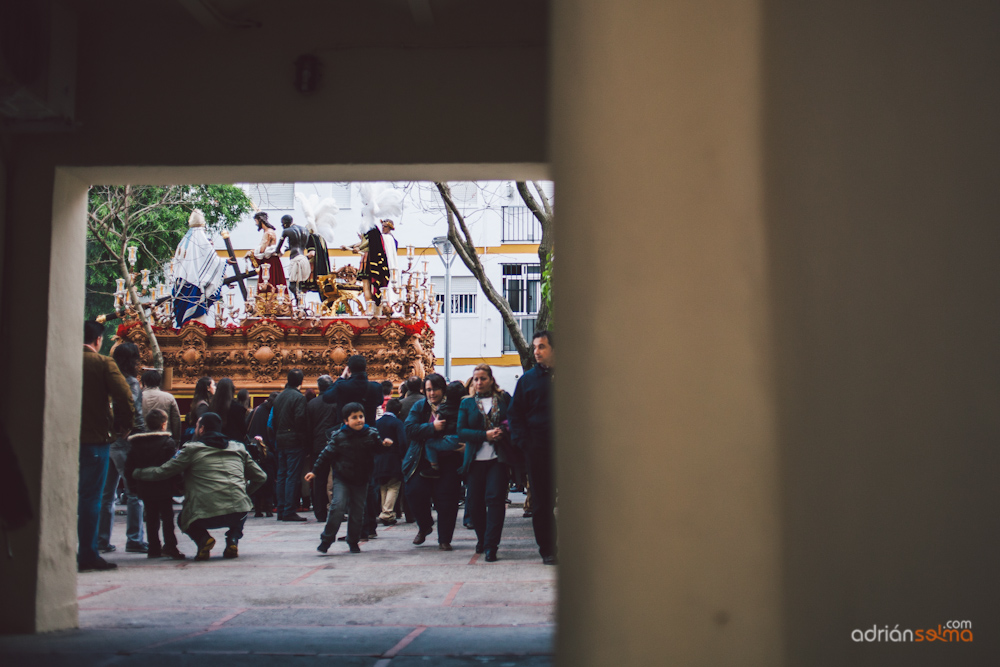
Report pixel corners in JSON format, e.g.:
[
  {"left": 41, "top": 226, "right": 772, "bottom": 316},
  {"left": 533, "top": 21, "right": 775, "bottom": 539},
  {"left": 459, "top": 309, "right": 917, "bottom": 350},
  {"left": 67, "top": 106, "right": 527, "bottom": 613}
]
[{"left": 215, "top": 181, "right": 551, "bottom": 394}]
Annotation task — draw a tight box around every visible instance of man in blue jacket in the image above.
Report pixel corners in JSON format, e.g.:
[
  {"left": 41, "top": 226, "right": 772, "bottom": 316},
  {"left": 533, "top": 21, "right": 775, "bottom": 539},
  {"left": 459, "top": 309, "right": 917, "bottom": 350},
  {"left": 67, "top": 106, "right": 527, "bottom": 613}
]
[{"left": 508, "top": 330, "right": 556, "bottom": 565}]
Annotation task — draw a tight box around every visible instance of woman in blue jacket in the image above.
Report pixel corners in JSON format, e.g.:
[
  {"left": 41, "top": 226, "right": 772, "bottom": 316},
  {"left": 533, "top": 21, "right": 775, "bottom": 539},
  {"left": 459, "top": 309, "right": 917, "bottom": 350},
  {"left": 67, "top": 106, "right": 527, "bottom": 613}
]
[
  {"left": 403, "top": 373, "right": 463, "bottom": 550},
  {"left": 457, "top": 364, "right": 514, "bottom": 562}
]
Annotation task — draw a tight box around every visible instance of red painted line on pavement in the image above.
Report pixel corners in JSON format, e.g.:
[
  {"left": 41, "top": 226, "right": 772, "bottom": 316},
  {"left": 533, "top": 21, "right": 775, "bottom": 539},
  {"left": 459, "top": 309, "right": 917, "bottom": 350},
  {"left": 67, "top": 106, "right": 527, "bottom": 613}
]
[
  {"left": 77, "top": 585, "right": 120, "bottom": 601},
  {"left": 286, "top": 564, "right": 328, "bottom": 585},
  {"left": 441, "top": 583, "right": 463, "bottom": 606},
  {"left": 468, "top": 553, "right": 481, "bottom": 565},
  {"left": 209, "top": 608, "right": 248, "bottom": 628},
  {"left": 249, "top": 531, "right": 280, "bottom": 541},
  {"left": 382, "top": 626, "right": 427, "bottom": 658},
  {"left": 134, "top": 608, "right": 248, "bottom": 651}
]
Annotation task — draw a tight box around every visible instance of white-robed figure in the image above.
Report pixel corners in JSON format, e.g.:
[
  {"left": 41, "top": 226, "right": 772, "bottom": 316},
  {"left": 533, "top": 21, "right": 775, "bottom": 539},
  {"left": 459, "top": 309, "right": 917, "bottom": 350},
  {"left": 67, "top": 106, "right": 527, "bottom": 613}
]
[
  {"left": 380, "top": 219, "right": 400, "bottom": 307},
  {"left": 172, "top": 209, "right": 227, "bottom": 327}
]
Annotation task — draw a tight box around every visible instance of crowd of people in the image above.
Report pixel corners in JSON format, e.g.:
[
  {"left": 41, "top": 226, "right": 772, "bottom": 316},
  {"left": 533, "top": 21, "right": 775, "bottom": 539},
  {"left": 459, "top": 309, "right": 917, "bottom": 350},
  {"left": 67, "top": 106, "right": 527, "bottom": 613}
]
[{"left": 77, "top": 318, "right": 555, "bottom": 571}]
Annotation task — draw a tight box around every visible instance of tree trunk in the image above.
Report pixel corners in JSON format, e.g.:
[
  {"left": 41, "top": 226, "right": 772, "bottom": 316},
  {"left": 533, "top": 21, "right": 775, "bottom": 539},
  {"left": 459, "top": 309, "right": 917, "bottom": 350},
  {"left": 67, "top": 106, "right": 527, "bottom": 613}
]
[
  {"left": 117, "top": 254, "right": 164, "bottom": 370},
  {"left": 516, "top": 181, "right": 554, "bottom": 332},
  {"left": 435, "top": 182, "right": 534, "bottom": 370}
]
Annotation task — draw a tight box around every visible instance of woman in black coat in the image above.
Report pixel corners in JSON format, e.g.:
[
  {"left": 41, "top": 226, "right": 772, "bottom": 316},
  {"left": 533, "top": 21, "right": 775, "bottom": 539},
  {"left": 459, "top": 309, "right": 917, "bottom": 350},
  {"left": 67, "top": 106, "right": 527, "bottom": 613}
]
[
  {"left": 209, "top": 378, "right": 249, "bottom": 443},
  {"left": 403, "top": 373, "right": 462, "bottom": 550}
]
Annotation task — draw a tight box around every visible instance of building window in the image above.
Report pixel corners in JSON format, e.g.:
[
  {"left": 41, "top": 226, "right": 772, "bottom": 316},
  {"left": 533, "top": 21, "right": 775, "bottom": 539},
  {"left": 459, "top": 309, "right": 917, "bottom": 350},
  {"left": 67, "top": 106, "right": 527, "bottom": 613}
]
[
  {"left": 501, "top": 206, "right": 542, "bottom": 242},
  {"left": 431, "top": 276, "right": 478, "bottom": 314},
  {"left": 330, "top": 182, "right": 352, "bottom": 209},
  {"left": 502, "top": 263, "right": 540, "bottom": 352},
  {"left": 248, "top": 183, "right": 295, "bottom": 209}
]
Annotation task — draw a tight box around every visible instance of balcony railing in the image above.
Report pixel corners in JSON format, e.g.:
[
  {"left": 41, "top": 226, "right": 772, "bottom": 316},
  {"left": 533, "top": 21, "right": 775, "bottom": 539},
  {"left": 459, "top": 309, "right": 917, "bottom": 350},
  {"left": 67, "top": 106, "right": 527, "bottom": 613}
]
[{"left": 501, "top": 206, "right": 542, "bottom": 243}]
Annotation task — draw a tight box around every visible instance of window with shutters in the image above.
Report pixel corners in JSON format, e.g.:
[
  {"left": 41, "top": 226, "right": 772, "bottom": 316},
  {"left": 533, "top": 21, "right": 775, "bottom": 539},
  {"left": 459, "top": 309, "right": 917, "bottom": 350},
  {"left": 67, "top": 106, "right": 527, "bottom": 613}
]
[
  {"left": 330, "top": 182, "right": 352, "bottom": 209},
  {"left": 501, "top": 263, "right": 541, "bottom": 352},
  {"left": 248, "top": 183, "right": 295, "bottom": 209},
  {"left": 431, "top": 276, "right": 478, "bottom": 315}
]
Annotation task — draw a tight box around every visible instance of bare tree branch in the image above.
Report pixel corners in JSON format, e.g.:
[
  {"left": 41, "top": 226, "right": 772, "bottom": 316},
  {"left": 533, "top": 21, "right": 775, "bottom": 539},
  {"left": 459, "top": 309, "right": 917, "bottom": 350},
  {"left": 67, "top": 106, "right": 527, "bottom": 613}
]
[{"left": 436, "top": 182, "right": 534, "bottom": 370}]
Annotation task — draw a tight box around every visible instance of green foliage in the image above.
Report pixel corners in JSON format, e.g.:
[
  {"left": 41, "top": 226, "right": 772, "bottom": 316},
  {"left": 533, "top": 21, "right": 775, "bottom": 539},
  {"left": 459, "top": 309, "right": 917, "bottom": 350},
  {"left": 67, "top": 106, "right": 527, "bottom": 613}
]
[
  {"left": 85, "top": 184, "right": 253, "bottom": 323},
  {"left": 540, "top": 251, "right": 553, "bottom": 327}
]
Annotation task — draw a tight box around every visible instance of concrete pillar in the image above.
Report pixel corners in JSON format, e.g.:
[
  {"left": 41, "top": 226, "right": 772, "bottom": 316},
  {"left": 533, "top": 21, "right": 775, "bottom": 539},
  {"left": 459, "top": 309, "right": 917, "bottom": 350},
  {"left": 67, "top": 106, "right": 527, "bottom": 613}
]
[
  {"left": 0, "top": 165, "right": 88, "bottom": 633},
  {"left": 551, "top": 2, "right": 783, "bottom": 665},
  {"left": 552, "top": 1, "right": 996, "bottom": 666}
]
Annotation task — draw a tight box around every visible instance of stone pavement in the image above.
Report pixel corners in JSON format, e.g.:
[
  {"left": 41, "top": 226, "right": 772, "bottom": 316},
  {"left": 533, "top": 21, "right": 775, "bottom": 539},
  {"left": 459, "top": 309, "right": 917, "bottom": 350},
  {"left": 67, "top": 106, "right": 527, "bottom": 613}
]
[{"left": 0, "top": 496, "right": 555, "bottom": 666}]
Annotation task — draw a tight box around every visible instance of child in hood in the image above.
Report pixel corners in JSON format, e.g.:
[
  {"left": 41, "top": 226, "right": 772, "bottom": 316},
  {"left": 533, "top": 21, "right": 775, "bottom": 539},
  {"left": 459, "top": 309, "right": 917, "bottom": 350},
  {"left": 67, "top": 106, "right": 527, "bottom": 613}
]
[
  {"left": 125, "top": 409, "right": 185, "bottom": 559},
  {"left": 421, "top": 381, "right": 469, "bottom": 478}
]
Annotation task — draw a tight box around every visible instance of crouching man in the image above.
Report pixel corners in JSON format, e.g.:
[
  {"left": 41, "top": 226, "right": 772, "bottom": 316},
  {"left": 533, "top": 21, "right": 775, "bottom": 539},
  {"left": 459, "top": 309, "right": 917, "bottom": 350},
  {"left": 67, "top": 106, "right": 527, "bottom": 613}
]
[{"left": 133, "top": 412, "right": 267, "bottom": 560}]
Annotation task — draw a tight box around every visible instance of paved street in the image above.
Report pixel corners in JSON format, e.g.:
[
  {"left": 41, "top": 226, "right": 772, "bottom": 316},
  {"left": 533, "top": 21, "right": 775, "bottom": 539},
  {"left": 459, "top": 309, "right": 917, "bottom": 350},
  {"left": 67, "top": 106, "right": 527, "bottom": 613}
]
[{"left": 0, "top": 497, "right": 555, "bottom": 666}]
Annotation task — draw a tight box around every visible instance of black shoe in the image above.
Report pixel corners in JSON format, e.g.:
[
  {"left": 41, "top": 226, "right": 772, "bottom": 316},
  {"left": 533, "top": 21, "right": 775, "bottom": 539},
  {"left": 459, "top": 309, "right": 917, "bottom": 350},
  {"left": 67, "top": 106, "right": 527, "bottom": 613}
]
[
  {"left": 348, "top": 543, "right": 361, "bottom": 554},
  {"left": 438, "top": 543, "right": 452, "bottom": 551},
  {"left": 413, "top": 528, "right": 432, "bottom": 545},
  {"left": 367, "top": 532, "right": 378, "bottom": 539},
  {"left": 254, "top": 511, "right": 264, "bottom": 518},
  {"left": 475, "top": 541, "right": 485, "bottom": 554},
  {"left": 542, "top": 555, "right": 557, "bottom": 565},
  {"left": 380, "top": 517, "right": 397, "bottom": 526},
  {"left": 78, "top": 557, "right": 117, "bottom": 572},
  {"left": 147, "top": 548, "right": 162, "bottom": 559},
  {"left": 463, "top": 521, "right": 474, "bottom": 530},
  {"left": 98, "top": 544, "right": 116, "bottom": 553},
  {"left": 485, "top": 549, "right": 498, "bottom": 562},
  {"left": 163, "top": 546, "right": 186, "bottom": 560},
  {"left": 281, "top": 514, "right": 308, "bottom": 522},
  {"left": 523, "top": 510, "right": 534, "bottom": 518},
  {"left": 317, "top": 540, "right": 332, "bottom": 554},
  {"left": 126, "top": 542, "right": 149, "bottom": 554}
]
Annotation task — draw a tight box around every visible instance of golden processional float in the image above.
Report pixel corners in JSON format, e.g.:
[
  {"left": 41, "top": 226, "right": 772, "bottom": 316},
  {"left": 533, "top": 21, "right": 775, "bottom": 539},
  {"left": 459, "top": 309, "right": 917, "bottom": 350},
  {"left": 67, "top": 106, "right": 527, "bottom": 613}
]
[{"left": 103, "top": 239, "right": 440, "bottom": 395}]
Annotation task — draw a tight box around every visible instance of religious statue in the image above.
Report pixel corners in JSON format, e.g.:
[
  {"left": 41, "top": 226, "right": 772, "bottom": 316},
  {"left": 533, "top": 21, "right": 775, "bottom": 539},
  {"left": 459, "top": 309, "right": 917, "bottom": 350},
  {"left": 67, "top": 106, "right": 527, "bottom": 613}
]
[
  {"left": 279, "top": 214, "right": 310, "bottom": 304},
  {"left": 344, "top": 183, "right": 404, "bottom": 315},
  {"left": 171, "top": 209, "right": 228, "bottom": 327},
  {"left": 246, "top": 211, "right": 286, "bottom": 291}
]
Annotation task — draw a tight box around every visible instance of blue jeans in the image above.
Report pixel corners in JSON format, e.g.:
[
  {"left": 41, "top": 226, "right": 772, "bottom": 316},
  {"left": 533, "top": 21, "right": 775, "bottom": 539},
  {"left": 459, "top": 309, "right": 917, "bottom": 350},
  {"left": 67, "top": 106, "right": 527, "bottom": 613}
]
[
  {"left": 276, "top": 447, "right": 307, "bottom": 517},
  {"left": 98, "top": 440, "right": 145, "bottom": 548},
  {"left": 78, "top": 443, "right": 111, "bottom": 564},
  {"left": 320, "top": 477, "right": 368, "bottom": 546}
]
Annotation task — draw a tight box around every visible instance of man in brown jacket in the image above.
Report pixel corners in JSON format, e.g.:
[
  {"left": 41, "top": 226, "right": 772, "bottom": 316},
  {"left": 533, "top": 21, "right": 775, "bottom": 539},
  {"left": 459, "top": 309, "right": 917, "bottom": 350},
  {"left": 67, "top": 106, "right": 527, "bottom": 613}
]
[{"left": 79, "top": 320, "right": 134, "bottom": 572}]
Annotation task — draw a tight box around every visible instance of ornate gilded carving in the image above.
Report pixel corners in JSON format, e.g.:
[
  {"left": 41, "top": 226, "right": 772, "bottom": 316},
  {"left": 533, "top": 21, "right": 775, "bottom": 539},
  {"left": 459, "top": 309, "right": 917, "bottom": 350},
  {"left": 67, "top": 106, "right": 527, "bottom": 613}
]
[
  {"left": 120, "top": 318, "right": 435, "bottom": 393},
  {"left": 246, "top": 321, "right": 284, "bottom": 383},
  {"left": 175, "top": 323, "right": 208, "bottom": 380},
  {"left": 317, "top": 268, "right": 366, "bottom": 317}
]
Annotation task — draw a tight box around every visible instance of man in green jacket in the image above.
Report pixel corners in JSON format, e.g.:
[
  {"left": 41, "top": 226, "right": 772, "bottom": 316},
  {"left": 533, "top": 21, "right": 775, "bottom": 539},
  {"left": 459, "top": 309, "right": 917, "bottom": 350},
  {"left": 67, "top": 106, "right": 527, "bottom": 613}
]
[
  {"left": 133, "top": 412, "right": 266, "bottom": 560},
  {"left": 79, "top": 320, "right": 134, "bottom": 572}
]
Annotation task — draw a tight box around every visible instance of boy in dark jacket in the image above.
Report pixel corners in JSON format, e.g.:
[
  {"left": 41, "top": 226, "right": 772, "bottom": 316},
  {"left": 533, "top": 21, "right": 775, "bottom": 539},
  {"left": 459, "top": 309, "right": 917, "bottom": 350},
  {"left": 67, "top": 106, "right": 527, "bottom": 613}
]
[
  {"left": 125, "top": 409, "right": 185, "bottom": 559},
  {"left": 422, "top": 381, "right": 468, "bottom": 477},
  {"left": 305, "top": 402, "right": 392, "bottom": 553}
]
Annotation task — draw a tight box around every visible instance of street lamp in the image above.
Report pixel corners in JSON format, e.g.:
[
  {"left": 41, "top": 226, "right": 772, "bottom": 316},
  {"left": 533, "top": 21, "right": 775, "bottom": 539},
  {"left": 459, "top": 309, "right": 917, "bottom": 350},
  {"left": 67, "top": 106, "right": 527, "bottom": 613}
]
[{"left": 432, "top": 236, "right": 456, "bottom": 380}]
